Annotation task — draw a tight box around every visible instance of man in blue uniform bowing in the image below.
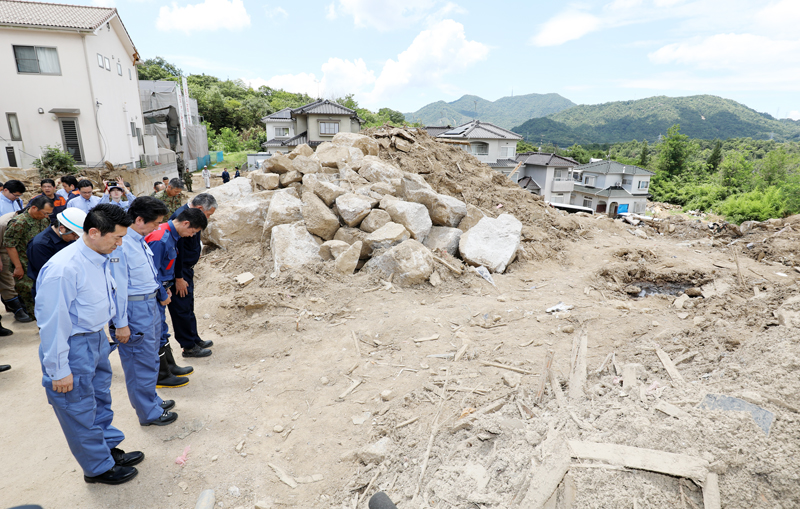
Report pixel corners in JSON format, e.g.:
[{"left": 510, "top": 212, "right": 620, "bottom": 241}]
[
  {"left": 109, "top": 196, "right": 179, "bottom": 426},
  {"left": 36, "top": 204, "right": 142, "bottom": 485},
  {"left": 145, "top": 207, "right": 208, "bottom": 388}
]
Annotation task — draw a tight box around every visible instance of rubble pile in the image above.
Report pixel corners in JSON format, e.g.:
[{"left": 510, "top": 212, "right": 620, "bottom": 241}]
[{"left": 203, "top": 131, "right": 531, "bottom": 284}]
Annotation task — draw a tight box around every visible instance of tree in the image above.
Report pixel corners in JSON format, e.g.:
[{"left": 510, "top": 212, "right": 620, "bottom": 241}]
[
  {"left": 706, "top": 140, "right": 723, "bottom": 172},
  {"left": 516, "top": 140, "right": 537, "bottom": 153},
  {"left": 637, "top": 140, "right": 649, "bottom": 168},
  {"left": 377, "top": 108, "right": 405, "bottom": 124},
  {"left": 757, "top": 148, "right": 793, "bottom": 188},
  {"left": 34, "top": 146, "right": 78, "bottom": 179},
  {"left": 137, "top": 57, "right": 182, "bottom": 81},
  {"left": 718, "top": 152, "right": 754, "bottom": 192},
  {"left": 656, "top": 124, "right": 689, "bottom": 178}
]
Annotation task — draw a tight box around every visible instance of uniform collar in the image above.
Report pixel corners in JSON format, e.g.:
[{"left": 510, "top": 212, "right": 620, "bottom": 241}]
[
  {"left": 78, "top": 237, "right": 109, "bottom": 267},
  {"left": 166, "top": 220, "right": 180, "bottom": 241},
  {"left": 126, "top": 227, "right": 144, "bottom": 243}
]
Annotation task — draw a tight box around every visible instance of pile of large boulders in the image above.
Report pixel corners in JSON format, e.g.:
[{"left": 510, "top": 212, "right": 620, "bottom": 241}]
[{"left": 202, "top": 132, "right": 523, "bottom": 285}]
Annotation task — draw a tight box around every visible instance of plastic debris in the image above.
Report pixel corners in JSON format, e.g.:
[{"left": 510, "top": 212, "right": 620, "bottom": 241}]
[
  {"left": 546, "top": 302, "right": 574, "bottom": 313},
  {"left": 175, "top": 445, "right": 191, "bottom": 466},
  {"left": 699, "top": 394, "right": 774, "bottom": 436},
  {"left": 472, "top": 266, "right": 496, "bottom": 286}
]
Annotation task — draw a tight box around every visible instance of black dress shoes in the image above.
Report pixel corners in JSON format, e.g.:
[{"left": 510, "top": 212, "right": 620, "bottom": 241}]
[
  {"left": 110, "top": 448, "right": 144, "bottom": 467},
  {"left": 0, "top": 325, "right": 12, "bottom": 336},
  {"left": 141, "top": 410, "right": 178, "bottom": 426},
  {"left": 0, "top": 365, "right": 10, "bottom": 372},
  {"left": 160, "top": 399, "right": 176, "bottom": 411},
  {"left": 182, "top": 345, "right": 212, "bottom": 358},
  {"left": 84, "top": 465, "right": 138, "bottom": 485},
  {"left": 196, "top": 339, "right": 213, "bottom": 348}
]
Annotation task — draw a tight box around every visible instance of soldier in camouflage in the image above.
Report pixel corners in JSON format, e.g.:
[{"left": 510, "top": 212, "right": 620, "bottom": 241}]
[
  {"left": 177, "top": 155, "right": 192, "bottom": 193},
  {"left": 154, "top": 178, "right": 185, "bottom": 217},
  {"left": 3, "top": 195, "right": 54, "bottom": 317}
]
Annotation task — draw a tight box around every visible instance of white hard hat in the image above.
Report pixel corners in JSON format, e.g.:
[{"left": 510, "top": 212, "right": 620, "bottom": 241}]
[{"left": 57, "top": 208, "right": 86, "bottom": 236}]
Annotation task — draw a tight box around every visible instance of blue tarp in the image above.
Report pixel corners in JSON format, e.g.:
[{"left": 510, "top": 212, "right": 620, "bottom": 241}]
[
  {"left": 197, "top": 155, "right": 210, "bottom": 169},
  {"left": 215, "top": 151, "right": 223, "bottom": 163},
  {"left": 618, "top": 204, "right": 629, "bottom": 213}
]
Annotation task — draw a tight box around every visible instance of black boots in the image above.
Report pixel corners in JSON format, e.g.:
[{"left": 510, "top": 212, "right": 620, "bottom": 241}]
[
  {"left": 3, "top": 296, "right": 33, "bottom": 323},
  {"left": 0, "top": 317, "right": 12, "bottom": 336},
  {"left": 156, "top": 345, "right": 190, "bottom": 388},
  {"left": 163, "top": 343, "right": 193, "bottom": 376}
]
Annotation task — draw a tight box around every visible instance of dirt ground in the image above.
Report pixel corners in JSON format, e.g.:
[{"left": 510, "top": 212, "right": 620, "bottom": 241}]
[{"left": 2, "top": 210, "right": 800, "bottom": 508}]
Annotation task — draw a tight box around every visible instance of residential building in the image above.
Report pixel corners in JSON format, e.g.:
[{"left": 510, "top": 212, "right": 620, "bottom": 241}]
[
  {"left": 0, "top": 0, "right": 145, "bottom": 168},
  {"left": 431, "top": 120, "right": 521, "bottom": 173},
  {"left": 262, "top": 100, "right": 363, "bottom": 152},
  {"left": 571, "top": 160, "right": 653, "bottom": 215},
  {"left": 511, "top": 152, "right": 580, "bottom": 204}
]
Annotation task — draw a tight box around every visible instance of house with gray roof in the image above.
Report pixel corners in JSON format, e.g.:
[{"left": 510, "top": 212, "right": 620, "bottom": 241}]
[
  {"left": 511, "top": 152, "right": 579, "bottom": 204},
  {"left": 262, "top": 99, "right": 363, "bottom": 152},
  {"left": 430, "top": 120, "right": 521, "bottom": 172},
  {"left": 571, "top": 160, "right": 654, "bottom": 215},
  {"left": 0, "top": 0, "right": 145, "bottom": 168}
]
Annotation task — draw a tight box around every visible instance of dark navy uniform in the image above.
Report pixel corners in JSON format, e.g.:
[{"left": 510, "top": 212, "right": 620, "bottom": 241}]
[
  {"left": 167, "top": 204, "right": 203, "bottom": 350},
  {"left": 27, "top": 226, "right": 70, "bottom": 299}
]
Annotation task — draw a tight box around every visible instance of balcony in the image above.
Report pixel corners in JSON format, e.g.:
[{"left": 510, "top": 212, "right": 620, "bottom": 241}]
[{"left": 552, "top": 180, "right": 574, "bottom": 193}]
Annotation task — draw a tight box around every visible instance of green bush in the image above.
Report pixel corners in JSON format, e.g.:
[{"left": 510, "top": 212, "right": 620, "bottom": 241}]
[
  {"left": 33, "top": 146, "right": 79, "bottom": 179},
  {"left": 717, "top": 187, "right": 786, "bottom": 223},
  {"left": 682, "top": 183, "right": 729, "bottom": 212}
]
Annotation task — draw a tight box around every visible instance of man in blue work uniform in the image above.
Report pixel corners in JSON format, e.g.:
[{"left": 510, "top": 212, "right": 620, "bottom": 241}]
[
  {"left": 0, "top": 180, "right": 25, "bottom": 216},
  {"left": 221, "top": 168, "right": 230, "bottom": 184},
  {"left": 168, "top": 194, "right": 217, "bottom": 359},
  {"left": 66, "top": 180, "right": 101, "bottom": 214},
  {"left": 27, "top": 208, "right": 86, "bottom": 300},
  {"left": 145, "top": 207, "right": 208, "bottom": 388},
  {"left": 36, "top": 204, "right": 142, "bottom": 485},
  {"left": 110, "top": 196, "right": 180, "bottom": 425}
]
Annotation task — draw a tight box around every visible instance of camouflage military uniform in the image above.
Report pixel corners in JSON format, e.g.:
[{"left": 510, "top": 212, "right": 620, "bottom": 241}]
[
  {"left": 3, "top": 212, "right": 49, "bottom": 316},
  {"left": 154, "top": 190, "right": 184, "bottom": 217}
]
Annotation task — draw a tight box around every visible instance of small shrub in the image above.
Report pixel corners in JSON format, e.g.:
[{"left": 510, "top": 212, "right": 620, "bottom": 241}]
[
  {"left": 33, "top": 146, "right": 79, "bottom": 179},
  {"left": 717, "top": 187, "right": 786, "bottom": 223}
]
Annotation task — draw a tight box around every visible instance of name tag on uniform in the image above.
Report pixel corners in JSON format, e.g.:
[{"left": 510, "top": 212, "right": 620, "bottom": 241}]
[{"left": 110, "top": 258, "right": 120, "bottom": 263}]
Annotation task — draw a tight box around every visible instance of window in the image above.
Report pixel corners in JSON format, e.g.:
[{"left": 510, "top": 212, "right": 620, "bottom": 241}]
[
  {"left": 471, "top": 142, "right": 489, "bottom": 155},
  {"left": 104, "top": 57, "right": 110, "bottom": 71},
  {"left": 551, "top": 194, "right": 564, "bottom": 203},
  {"left": 117, "top": 63, "right": 122, "bottom": 76},
  {"left": 128, "top": 68, "right": 132, "bottom": 80},
  {"left": 638, "top": 180, "right": 649, "bottom": 189},
  {"left": 130, "top": 121, "right": 137, "bottom": 137},
  {"left": 500, "top": 146, "right": 515, "bottom": 158},
  {"left": 97, "top": 53, "right": 104, "bottom": 68},
  {"left": 583, "top": 197, "right": 593, "bottom": 209},
  {"left": 622, "top": 178, "right": 632, "bottom": 185},
  {"left": 136, "top": 127, "right": 143, "bottom": 146},
  {"left": 13, "top": 46, "right": 61, "bottom": 74},
  {"left": 584, "top": 175, "right": 596, "bottom": 187},
  {"left": 275, "top": 127, "right": 289, "bottom": 137},
  {"left": 59, "top": 118, "right": 84, "bottom": 164},
  {"left": 6, "top": 113, "right": 21, "bottom": 141},
  {"left": 319, "top": 122, "right": 339, "bottom": 135}
]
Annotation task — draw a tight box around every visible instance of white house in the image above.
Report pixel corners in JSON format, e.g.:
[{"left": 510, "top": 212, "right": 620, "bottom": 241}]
[
  {"left": 431, "top": 120, "right": 521, "bottom": 172},
  {"left": 511, "top": 152, "right": 579, "bottom": 203},
  {"left": 262, "top": 100, "right": 363, "bottom": 153},
  {"left": 572, "top": 160, "right": 654, "bottom": 215},
  {"left": 0, "top": 0, "right": 145, "bottom": 168}
]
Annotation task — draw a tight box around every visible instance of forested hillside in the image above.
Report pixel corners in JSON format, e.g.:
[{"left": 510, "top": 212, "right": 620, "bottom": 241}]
[
  {"left": 405, "top": 93, "right": 575, "bottom": 129},
  {"left": 512, "top": 95, "right": 800, "bottom": 146}
]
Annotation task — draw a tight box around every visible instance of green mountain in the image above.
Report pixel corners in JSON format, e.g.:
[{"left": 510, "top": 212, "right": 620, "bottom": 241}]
[
  {"left": 511, "top": 95, "right": 800, "bottom": 145},
  {"left": 405, "top": 93, "right": 575, "bottom": 129}
]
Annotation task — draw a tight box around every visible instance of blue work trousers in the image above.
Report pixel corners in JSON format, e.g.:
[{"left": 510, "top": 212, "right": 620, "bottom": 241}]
[
  {"left": 40, "top": 331, "right": 124, "bottom": 477},
  {"left": 158, "top": 300, "right": 170, "bottom": 349},
  {"left": 111, "top": 296, "right": 163, "bottom": 424},
  {"left": 167, "top": 268, "right": 201, "bottom": 349}
]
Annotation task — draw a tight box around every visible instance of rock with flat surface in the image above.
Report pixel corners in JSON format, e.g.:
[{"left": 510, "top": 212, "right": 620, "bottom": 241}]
[
  {"left": 369, "top": 182, "right": 396, "bottom": 197},
  {"left": 316, "top": 143, "right": 350, "bottom": 168},
  {"left": 204, "top": 197, "right": 270, "bottom": 249},
  {"left": 319, "top": 240, "right": 350, "bottom": 261},
  {"left": 264, "top": 153, "right": 293, "bottom": 174},
  {"left": 365, "top": 222, "right": 410, "bottom": 254},
  {"left": 263, "top": 191, "right": 303, "bottom": 240},
  {"left": 334, "top": 228, "right": 371, "bottom": 259},
  {"left": 279, "top": 170, "right": 303, "bottom": 186},
  {"left": 304, "top": 174, "right": 346, "bottom": 206},
  {"left": 206, "top": 177, "right": 253, "bottom": 201},
  {"left": 336, "top": 193, "right": 375, "bottom": 227},
  {"left": 347, "top": 147, "right": 365, "bottom": 170},
  {"left": 360, "top": 209, "right": 392, "bottom": 233},
  {"left": 360, "top": 156, "right": 404, "bottom": 183},
  {"left": 458, "top": 214, "right": 522, "bottom": 273},
  {"left": 332, "top": 132, "right": 380, "bottom": 156},
  {"left": 338, "top": 165, "right": 370, "bottom": 186},
  {"left": 399, "top": 174, "right": 433, "bottom": 199},
  {"left": 384, "top": 200, "right": 432, "bottom": 241},
  {"left": 423, "top": 226, "right": 462, "bottom": 256},
  {"left": 291, "top": 155, "right": 322, "bottom": 175},
  {"left": 251, "top": 172, "right": 280, "bottom": 191},
  {"left": 335, "top": 241, "right": 361, "bottom": 274},
  {"left": 290, "top": 144, "right": 314, "bottom": 158},
  {"left": 415, "top": 192, "right": 467, "bottom": 227},
  {"left": 271, "top": 222, "right": 322, "bottom": 272},
  {"left": 458, "top": 204, "right": 487, "bottom": 232},
  {"left": 302, "top": 191, "right": 339, "bottom": 240},
  {"left": 364, "top": 240, "right": 434, "bottom": 286}
]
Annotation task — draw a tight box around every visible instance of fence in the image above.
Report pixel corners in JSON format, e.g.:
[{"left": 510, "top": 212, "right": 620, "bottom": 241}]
[{"left": 197, "top": 154, "right": 210, "bottom": 169}]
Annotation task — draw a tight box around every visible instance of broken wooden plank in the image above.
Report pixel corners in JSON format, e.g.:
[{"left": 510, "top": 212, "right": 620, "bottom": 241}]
[
  {"left": 268, "top": 463, "right": 298, "bottom": 488},
  {"left": 622, "top": 364, "right": 639, "bottom": 391},
  {"left": 432, "top": 255, "right": 463, "bottom": 275},
  {"left": 536, "top": 350, "right": 554, "bottom": 406},
  {"left": 673, "top": 351, "right": 699, "bottom": 366},
  {"left": 519, "top": 434, "right": 571, "bottom": 508},
  {"left": 413, "top": 334, "right": 440, "bottom": 343},
  {"left": 703, "top": 473, "right": 721, "bottom": 509},
  {"left": 338, "top": 378, "right": 362, "bottom": 401},
  {"left": 549, "top": 370, "right": 566, "bottom": 409},
  {"left": 567, "top": 441, "right": 709, "bottom": 482},
  {"left": 595, "top": 352, "right": 613, "bottom": 375},
  {"left": 655, "top": 401, "right": 690, "bottom": 419},
  {"left": 450, "top": 398, "right": 506, "bottom": 432},
  {"left": 569, "top": 333, "right": 588, "bottom": 400},
  {"left": 395, "top": 416, "right": 420, "bottom": 429},
  {"left": 480, "top": 361, "right": 533, "bottom": 375},
  {"left": 656, "top": 348, "right": 685, "bottom": 384}
]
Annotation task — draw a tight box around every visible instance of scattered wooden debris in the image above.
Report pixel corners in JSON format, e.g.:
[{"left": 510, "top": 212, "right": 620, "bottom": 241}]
[
  {"left": 567, "top": 441, "right": 710, "bottom": 482},
  {"left": 268, "top": 463, "right": 298, "bottom": 488},
  {"left": 519, "top": 433, "right": 571, "bottom": 508},
  {"left": 413, "top": 334, "right": 440, "bottom": 343},
  {"left": 655, "top": 401, "right": 690, "bottom": 419},
  {"left": 536, "top": 350, "right": 554, "bottom": 406},
  {"left": 656, "top": 349, "right": 685, "bottom": 384},
  {"left": 338, "top": 379, "right": 362, "bottom": 401},
  {"left": 480, "top": 361, "right": 533, "bottom": 375},
  {"left": 569, "top": 333, "right": 588, "bottom": 400},
  {"left": 235, "top": 272, "right": 255, "bottom": 286}
]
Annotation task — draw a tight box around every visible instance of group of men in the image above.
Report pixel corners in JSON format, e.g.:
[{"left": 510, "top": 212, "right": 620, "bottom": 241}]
[{"left": 0, "top": 174, "right": 219, "bottom": 485}]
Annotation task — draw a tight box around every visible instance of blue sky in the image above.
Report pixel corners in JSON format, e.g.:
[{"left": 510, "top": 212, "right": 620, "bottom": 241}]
[{"left": 87, "top": 0, "right": 799, "bottom": 119}]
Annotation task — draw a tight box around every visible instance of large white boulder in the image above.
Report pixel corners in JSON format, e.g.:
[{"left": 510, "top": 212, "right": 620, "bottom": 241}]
[
  {"left": 336, "top": 193, "right": 375, "bottom": 227},
  {"left": 264, "top": 153, "right": 293, "bottom": 174},
  {"left": 279, "top": 170, "right": 303, "bottom": 186},
  {"left": 303, "top": 174, "right": 346, "bottom": 206},
  {"left": 291, "top": 155, "right": 322, "bottom": 175},
  {"left": 271, "top": 222, "right": 322, "bottom": 272},
  {"left": 458, "top": 214, "right": 522, "bottom": 273},
  {"left": 458, "top": 204, "right": 486, "bottom": 232},
  {"left": 289, "top": 144, "right": 314, "bottom": 159},
  {"left": 363, "top": 240, "right": 434, "bottom": 286},
  {"left": 423, "top": 226, "right": 462, "bottom": 256},
  {"left": 360, "top": 209, "right": 392, "bottom": 233},
  {"left": 334, "top": 241, "right": 361, "bottom": 275},
  {"left": 332, "top": 132, "right": 380, "bottom": 156},
  {"left": 338, "top": 165, "right": 370, "bottom": 187},
  {"left": 204, "top": 198, "right": 269, "bottom": 249},
  {"left": 263, "top": 191, "right": 303, "bottom": 240},
  {"left": 359, "top": 156, "right": 404, "bottom": 183},
  {"left": 406, "top": 189, "right": 467, "bottom": 228},
  {"left": 384, "top": 200, "right": 432, "bottom": 241},
  {"left": 251, "top": 172, "right": 280, "bottom": 191},
  {"left": 207, "top": 177, "right": 253, "bottom": 201},
  {"left": 364, "top": 222, "right": 410, "bottom": 254},
  {"left": 319, "top": 240, "right": 350, "bottom": 261},
  {"left": 302, "top": 191, "right": 340, "bottom": 240},
  {"left": 399, "top": 175, "right": 433, "bottom": 200},
  {"left": 347, "top": 147, "right": 365, "bottom": 170},
  {"left": 316, "top": 143, "right": 350, "bottom": 169},
  {"left": 334, "top": 228, "right": 371, "bottom": 259}
]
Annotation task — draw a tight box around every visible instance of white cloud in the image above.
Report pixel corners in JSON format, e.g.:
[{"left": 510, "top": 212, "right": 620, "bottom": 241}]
[
  {"left": 530, "top": 10, "right": 601, "bottom": 47},
  {"left": 261, "top": 72, "right": 320, "bottom": 97},
  {"left": 755, "top": 0, "right": 800, "bottom": 36},
  {"left": 264, "top": 5, "right": 288, "bottom": 19},
  {"left": 333, "top": 0, "right": 462, "bottom": 31},
  {"left": 320, "top": 58, "right": 376, "bottom": 98},
  {"left": 787, "top": 110, "right": 800, "bottom": 120},
  {"left": 325, "top": 2, "right": 337, "bottom": 20},
  {"left": 156, "top": 0, "right": 250, "bottom": 34},
  {"left": 367, "top": 19, "right": 488, "bottom": 103},
  {"left": 649, "top": 33, "right": 800, "bottom": 69}
]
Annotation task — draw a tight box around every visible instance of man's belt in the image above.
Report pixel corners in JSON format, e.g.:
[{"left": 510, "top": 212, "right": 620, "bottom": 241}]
[{"left": 128, "top": 290, "right": 158, "bottom": 302}]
